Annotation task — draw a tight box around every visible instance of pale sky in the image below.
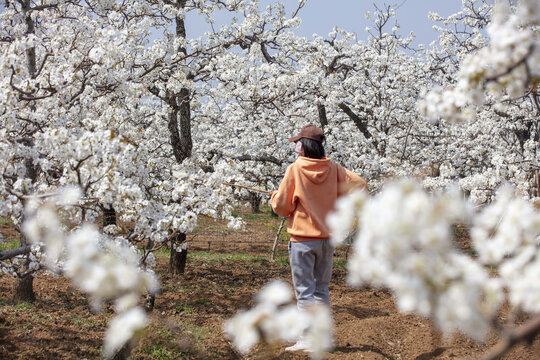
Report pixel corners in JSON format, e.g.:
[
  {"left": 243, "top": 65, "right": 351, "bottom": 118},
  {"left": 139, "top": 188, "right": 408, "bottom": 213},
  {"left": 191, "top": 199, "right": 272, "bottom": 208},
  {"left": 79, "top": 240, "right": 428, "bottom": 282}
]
[
  {"left": 185, "top": 0, "right": 469, "bottom": 47},
  {"left": 0, "top": 1, "right": 477, "bottom": 49},
  {"left": 295, "top": 0, "right": 463, "bottom": 45}
]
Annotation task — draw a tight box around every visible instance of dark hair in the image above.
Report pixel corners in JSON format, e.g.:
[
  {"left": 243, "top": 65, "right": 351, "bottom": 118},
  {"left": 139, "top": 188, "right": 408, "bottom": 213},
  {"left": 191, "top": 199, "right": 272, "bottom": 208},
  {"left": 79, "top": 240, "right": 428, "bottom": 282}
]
[{"left": 299, "top": 137, "right": 325, "bottom": 159}]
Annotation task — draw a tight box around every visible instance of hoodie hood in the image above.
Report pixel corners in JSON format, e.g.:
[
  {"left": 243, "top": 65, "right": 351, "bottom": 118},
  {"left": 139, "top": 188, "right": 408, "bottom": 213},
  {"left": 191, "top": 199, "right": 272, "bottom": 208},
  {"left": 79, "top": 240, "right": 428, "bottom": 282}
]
[{"left": 295, "top": 156, "right": 331, "bottom": 184}]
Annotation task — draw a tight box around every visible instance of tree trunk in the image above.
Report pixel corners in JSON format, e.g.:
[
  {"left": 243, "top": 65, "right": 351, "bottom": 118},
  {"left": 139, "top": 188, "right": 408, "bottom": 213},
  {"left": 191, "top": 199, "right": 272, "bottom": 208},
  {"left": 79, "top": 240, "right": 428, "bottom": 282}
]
[
  {"left": 103, "top": 206, "right": 117, "bottom": 228},
  {"left": 13, "top": 0, "right": 38, "bottom": 304},
  {"left": 535, "top": 170, "right": 540, "bottom": 197},
  {"left": 12, "top": 227, "right": 37, "bottom": 305},
  {"left": 168, "top": 89, "right": 192, "bottom": 163},
  {"left": 318, "top": 104, "right": 328, "bottom": 129},
  {"left": 144, "top": 293, "right": 155, "bottom": 312},
  {"left": 166, "top": 3, "right": 192, "bottom": 276},
  {"left": 14, "top": 274, "right": 35, "bottom": 302},
  {"left": 250, "top": 193, "right": 261, "bottom": 213},
  {"left": 13, "top": 224, "right": 35, "bottom": 302},
  {"left": 169, "top": 232, "right": 187, "bottom": 275},
  {"left": 167, "top": 2, "right": 192, "bottom": 164},
  {"left": 111, "top": 343, "right": 132, "bottom": 360},
  {"left": 22, "top": 0, "right": 37, "bottom": 78},
  {"left": 177, "top": 87, "right": 192, "bottom": 160},
  {"left": 14, "top": 162, "right": 37, "bottom": 302}
]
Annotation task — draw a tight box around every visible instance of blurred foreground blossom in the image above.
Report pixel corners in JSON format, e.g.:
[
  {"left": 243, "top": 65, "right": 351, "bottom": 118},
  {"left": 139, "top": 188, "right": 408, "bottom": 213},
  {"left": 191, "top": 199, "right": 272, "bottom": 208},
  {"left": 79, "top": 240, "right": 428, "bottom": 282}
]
[
  {"left": 63, "top": 225, "right": 160, "bottom": 311},
  {"left": 225, "top": 280, "right": 333, "bottom": 359},
  {"left": 22, "top": 187, "right": 159, "bottom": 359},
  {"left": 104, "top": 307, "right": 148, "bottom": 358},
  {"left": 327, "top": 189, "right": 367, "bottom": 246},
  {"left": 328, "top": 179, "right": 540, "bottom": 340},
  {"left": 329, "top": 180, "right": 501, "bottom": 340},
  {"left": 472, "top": 186, "right": 540, "bottom": 313}
]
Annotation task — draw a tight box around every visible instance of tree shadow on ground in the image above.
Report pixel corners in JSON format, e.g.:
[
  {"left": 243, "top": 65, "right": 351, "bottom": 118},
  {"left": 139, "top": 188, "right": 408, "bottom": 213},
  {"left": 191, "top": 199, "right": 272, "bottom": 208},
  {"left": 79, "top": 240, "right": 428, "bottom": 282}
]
[
  {"left": 332, "top": 304, "right": 387, "bottom": 319},
  {"left": 414, "top": 347, "right": 447, "bottom": 359},
  {"left": 0, "top": 326, "right": 16, "bottom": 353},
  {"left": 334, "top": 344, "right": 396, "bottom": 360},
  {"left": 0, "top": 324, "right": 102, "bottom": 359}
]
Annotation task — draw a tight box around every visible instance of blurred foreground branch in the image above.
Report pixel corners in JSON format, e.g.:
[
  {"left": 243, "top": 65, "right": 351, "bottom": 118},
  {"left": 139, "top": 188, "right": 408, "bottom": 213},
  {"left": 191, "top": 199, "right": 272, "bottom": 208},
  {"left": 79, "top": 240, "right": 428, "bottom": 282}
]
[{"left": 483, "top": 314, "right": 540, "bottom": 360}]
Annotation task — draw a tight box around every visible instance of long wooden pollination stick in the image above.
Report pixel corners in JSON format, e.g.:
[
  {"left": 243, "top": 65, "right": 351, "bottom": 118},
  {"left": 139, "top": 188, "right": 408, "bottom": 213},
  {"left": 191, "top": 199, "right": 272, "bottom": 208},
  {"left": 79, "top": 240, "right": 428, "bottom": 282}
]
[
  {"left": 222, "top": 182, "right": 273, "bottom": 194},
  {"left": 223, "top": 182, "right": 287, "bottom": 262}
]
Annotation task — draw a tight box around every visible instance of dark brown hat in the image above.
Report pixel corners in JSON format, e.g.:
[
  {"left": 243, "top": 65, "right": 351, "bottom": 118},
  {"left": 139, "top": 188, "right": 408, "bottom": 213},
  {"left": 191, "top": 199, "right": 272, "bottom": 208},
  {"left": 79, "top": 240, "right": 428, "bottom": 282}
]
[{"left": 288, "top": 125, "right": 324, "bottom": 142}]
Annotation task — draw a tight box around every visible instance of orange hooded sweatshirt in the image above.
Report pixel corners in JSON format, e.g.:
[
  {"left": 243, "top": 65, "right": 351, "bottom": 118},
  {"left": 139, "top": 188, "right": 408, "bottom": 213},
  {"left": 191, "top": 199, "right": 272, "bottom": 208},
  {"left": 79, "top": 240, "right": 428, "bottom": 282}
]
[{"left": 271, "top": 156, "right": 366, "bottom": 242}]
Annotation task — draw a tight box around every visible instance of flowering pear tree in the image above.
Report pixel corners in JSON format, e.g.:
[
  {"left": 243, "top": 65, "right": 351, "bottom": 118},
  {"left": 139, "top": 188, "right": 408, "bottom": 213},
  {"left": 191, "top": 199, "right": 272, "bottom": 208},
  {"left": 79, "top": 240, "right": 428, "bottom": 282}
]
[
  {"left": 226, "top": 1, "right": 540, "bottom": 359},
  {"left": 0, "top": 0, "right": 253, "bottom": 298},
  {"left": 0, "top": 0, "right": 173, "bottom": 301},
  {"left": 418, "top": 0, "right": 540, "bottom": 202},
  {"left": 124, "top": 0, "right": 314, "bottom": 270},
  {"left": 194, "top": 4, "right": 436, "bottom": 200},
  {"left": 342, "top": 0, "right": 540, "bottom": 358},
  {"left": 290, "top": 9, "right": 433, "bottom": 187}
]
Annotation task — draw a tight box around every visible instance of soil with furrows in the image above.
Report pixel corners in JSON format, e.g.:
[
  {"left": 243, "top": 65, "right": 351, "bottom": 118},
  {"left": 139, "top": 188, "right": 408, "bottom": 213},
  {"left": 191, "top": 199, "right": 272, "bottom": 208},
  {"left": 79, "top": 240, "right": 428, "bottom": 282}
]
[{"left": 0, "top": 207, "right": 539, "bottom": 360}]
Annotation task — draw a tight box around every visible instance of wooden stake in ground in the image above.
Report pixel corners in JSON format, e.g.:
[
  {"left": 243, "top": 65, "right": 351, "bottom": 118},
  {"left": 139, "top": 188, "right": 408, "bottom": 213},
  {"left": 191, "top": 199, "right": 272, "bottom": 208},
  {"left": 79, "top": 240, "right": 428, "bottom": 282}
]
[
  {"left": 535, "top": 170, "right": 540, "bottom": 196},
  {"left": 223, "top": 182, "right": 284, "bottom": 259},
  {"left": 271, "top": 217, "right": 287, "bottom": 261}
]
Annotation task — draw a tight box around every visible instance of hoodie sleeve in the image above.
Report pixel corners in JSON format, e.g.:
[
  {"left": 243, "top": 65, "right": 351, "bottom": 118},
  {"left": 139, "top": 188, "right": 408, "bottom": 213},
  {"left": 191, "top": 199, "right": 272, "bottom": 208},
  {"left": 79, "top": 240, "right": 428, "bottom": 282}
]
[
  {"left": 337, "top": 165, "right": 367, "bottom": 196},
  {"left": 271, "top": 165, "right": 297, "bottom": 217}
]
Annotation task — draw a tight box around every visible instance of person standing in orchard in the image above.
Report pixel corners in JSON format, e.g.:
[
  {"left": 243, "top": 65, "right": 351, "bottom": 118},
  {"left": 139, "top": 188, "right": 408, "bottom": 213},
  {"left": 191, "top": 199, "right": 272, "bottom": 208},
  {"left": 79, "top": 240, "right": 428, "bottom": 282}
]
[{"left": 271, "top": 124, "right": 367, "bottom": 352}]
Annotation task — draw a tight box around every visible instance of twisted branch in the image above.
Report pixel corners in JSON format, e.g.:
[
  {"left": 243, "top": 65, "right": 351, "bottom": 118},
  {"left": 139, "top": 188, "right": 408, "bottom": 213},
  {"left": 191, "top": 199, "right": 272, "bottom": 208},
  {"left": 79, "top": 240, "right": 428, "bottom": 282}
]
[{"left": 482, "top": 314, "right": 540, "bottom": 360}]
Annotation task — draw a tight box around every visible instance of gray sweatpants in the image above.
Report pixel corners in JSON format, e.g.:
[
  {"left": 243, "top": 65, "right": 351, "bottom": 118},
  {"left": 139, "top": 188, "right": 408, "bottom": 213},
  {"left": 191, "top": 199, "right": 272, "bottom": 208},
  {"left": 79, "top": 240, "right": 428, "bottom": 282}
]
[{"left": 288, "top": 239, "right": 334, "bottom": 310}]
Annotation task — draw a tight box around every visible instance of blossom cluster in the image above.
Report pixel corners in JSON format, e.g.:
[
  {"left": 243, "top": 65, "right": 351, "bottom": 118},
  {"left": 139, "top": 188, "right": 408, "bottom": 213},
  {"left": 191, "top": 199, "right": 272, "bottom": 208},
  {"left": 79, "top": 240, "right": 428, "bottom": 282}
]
[
  {"left": 0, "top": 245, "right": 42, "bottom": 278},
  {"left": 329, "top": 179, "right": 540, "bottom": 340},
  {"left": 225, "top": 280, "right": 333, "bottom": 359},
  {"left": 329, "top": 180, "right": 502, "bottom": 340},
  {"left": 21, "top": 189, "right": 160, "bottom": 359},
  {"left": 472, "top": 186, "right": 540, "bottom": 313},
  {"left": 418, "top": 0, "right": 540, "bottom": 123}
]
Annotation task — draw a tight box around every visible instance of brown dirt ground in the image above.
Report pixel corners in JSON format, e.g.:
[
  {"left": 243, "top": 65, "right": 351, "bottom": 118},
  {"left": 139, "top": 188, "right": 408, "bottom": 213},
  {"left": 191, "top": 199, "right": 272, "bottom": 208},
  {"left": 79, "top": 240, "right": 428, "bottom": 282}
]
[{"left": 0, "top": 208, "right": 539, "bottom": 360}]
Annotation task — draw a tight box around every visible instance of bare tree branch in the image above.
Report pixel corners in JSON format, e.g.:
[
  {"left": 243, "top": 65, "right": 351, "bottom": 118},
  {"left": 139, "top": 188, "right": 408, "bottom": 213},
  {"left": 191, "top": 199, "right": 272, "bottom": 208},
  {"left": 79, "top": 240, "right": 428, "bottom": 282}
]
[
  {"left": 233, "top": 154, "right": 283, "bottom": 166},
  {"left": 484, "top": 45, "right": 534, "bottom": 83},
  {"left": 318, "top": 104, "right": 328, "bottom": 128},
  {"left": 0, "top": 245, "right": 34, "bottom": 261},
  {"left": 209, "top": 150, "right": 284, "bottom": 166},
  {"left": 338, "top": 102, "right": 373, "bottom": 139},
  {"left": 29, "top": 4, "right": 58, "bottom": 12},
  {"left": 482, "top": 314, "right": 540, "bottom": 360}
]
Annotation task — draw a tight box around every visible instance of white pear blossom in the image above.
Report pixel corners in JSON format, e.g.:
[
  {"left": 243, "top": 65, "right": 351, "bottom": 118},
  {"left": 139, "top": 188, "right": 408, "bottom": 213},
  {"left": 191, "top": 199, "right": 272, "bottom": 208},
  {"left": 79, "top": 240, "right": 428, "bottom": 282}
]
[
  {"left": 103, "top": 307, "right": 148, "bottom": 358},
  {"left": 226, "top": 280, "right": 332, "bottom": 358},
  {"left": 257, "top": 279, "right": 292, "bottom": 306},
  {"left": 330, "top": 180, "right": 501, "bottom": 340},
  {"left": 327, "top": 189, "right": 367, "bottom": 246},
  {"left": 21, "top": 191, "right": 159, "bottom": 358}
]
